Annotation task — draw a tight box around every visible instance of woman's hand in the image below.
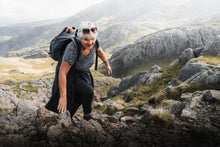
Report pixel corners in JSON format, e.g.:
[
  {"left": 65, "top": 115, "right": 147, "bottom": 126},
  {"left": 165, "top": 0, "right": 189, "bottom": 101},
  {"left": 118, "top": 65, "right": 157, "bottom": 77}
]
[
  {"left": 65, "top": 27, "right": 74, "bottom": 34},
  {"left": 106, "top": 63, "right": 112, "bottom": 74},
  {"left": 57, "top": 96, "right": 67, "bottom": 113}
]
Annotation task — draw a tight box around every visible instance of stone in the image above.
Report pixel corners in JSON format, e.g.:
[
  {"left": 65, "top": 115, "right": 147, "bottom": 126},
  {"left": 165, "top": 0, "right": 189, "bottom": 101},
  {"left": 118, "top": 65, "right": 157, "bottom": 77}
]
[
  {"left": 177, "top": 62, "right": 215, "bottom": 81},
  {"left": 170, "top": 101, "right": 185, "bottom": 116},
  {"left": 120, "top": 116, "right": 135, "bottom": 123},
  {"left": 125, "top": 107, "right": 140, "bottom": 116},
  {"left": 179, "top": 48, "right": 195, "bottom": 64},
  {"left": 203, "top": 90, "right": 220, "bottom": 102},
  {"left": 1, "top": 134, "right": 24, "bottom": 147},
  {"left": 47, "top": 124, "right": 63, "bottom": 141},
  {"left": 202, "top": 35, "right": 220, "bottom": 56}
]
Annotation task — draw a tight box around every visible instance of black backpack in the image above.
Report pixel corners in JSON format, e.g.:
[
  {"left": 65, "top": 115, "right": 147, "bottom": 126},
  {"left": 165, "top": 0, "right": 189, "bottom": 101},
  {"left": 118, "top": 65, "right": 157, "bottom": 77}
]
[{"left": 49, "top": 27, "right": 99, "bottom": 70}]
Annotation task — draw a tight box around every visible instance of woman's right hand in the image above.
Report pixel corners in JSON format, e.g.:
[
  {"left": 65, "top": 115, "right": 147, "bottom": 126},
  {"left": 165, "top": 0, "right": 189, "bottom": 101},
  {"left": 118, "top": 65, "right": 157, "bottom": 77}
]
[{"left": 57, "top": 96, "right": 67, "bottom": 114}]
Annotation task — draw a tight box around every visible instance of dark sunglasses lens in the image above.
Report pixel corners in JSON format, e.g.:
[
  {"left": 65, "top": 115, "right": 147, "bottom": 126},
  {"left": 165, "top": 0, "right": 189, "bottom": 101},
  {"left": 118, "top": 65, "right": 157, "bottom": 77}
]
[
  {"left": 91, "top": 27, "right": 97, "bottom": 33},
  {"left": 82, "top": 28, "right": 90, "bottom": 34}
]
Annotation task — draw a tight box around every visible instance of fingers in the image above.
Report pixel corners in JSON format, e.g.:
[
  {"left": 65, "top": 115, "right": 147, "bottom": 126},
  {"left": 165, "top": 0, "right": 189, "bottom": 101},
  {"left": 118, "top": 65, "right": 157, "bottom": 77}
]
[
  {"left": 65, "top": 27, "right": 74, "bottom": 33},
  {"left": 57, "top": 103, "right": 66, "bottom": 114},
  {"left": 107, "top": 68, "right": 112, "bottom": 74}
]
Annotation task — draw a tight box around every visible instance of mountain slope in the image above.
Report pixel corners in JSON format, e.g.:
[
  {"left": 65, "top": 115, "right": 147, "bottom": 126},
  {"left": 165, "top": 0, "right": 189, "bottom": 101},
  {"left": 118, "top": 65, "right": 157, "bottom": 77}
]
[{"left": 108, "top": 23, "right": 220, "bottom": 77}]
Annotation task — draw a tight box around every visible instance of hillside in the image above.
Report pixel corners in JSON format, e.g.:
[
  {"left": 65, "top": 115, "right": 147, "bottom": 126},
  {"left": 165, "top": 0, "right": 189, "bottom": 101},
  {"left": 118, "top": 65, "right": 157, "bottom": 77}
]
[
  {"left": 107, "top": 23, "right": 220, "bottom": 77},
  {"left": 0, "top": 37, "right": 220, "bottom": 146}
]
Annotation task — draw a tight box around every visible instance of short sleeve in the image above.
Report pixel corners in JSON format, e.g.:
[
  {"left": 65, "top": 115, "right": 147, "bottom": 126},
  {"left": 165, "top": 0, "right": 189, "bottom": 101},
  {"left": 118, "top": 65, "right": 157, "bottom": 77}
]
[
  {"left": 96, "top": 39, "right": 100, "bottom": 48},
  {"left": 62, "top": 41, "right": 78, "bottom": 65}
]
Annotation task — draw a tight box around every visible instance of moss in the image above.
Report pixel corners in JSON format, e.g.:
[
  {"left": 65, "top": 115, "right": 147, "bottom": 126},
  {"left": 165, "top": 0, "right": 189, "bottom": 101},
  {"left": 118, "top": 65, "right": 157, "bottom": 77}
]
[
  {"left": 152, "top": 112, "right": 174, "bottom": 124},
  {"left": 93, "top": 105, "right": 107, "bottom": 111},
  {"left": 111, "top": 95, "right": 124, "bottom": 101}
]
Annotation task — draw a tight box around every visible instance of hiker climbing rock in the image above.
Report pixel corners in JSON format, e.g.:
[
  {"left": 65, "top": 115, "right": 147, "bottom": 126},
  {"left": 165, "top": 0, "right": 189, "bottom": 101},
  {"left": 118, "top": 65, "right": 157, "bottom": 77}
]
[{"left": 45, "top": 21, "right": 112, "bottom": 120}]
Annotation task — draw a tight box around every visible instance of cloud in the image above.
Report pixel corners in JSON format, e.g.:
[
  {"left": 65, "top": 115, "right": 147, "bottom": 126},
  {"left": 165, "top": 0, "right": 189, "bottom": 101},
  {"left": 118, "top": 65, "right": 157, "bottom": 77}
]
[{"left": 0, "top": 0, "right": 104, "bottom": 26}]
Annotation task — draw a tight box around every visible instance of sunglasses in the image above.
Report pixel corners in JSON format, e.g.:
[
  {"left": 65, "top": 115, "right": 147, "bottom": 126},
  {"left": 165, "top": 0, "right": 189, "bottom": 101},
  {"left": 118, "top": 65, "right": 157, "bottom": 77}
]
[{"left": 82, "top": 27, "right": 97, "bottom": 34}]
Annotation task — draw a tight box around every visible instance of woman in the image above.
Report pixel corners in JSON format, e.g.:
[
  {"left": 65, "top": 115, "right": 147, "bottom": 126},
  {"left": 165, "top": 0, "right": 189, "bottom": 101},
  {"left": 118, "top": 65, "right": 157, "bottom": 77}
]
[{"left": 45, "top": 21, "right": 112, "bottom": 120}]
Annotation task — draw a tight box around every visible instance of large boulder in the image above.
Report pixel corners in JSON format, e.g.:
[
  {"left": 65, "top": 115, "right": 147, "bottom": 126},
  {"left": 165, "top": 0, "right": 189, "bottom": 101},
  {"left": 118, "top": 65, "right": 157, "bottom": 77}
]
[
  {"left": 179, "top": 48, "right": 195, "bottom": 64},
  {"left": 177, "top": 62, "right": 216, "bottom": 81}
]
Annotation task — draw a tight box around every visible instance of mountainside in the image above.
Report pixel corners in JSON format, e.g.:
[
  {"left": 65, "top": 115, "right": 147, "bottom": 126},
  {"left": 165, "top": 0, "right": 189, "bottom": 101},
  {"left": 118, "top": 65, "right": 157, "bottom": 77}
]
[
  {"left": 108, "top": 23, "right": 220, "bottom": 77},
  {"left": 0, "top": 0, "right": 219, "bottom": 56}
]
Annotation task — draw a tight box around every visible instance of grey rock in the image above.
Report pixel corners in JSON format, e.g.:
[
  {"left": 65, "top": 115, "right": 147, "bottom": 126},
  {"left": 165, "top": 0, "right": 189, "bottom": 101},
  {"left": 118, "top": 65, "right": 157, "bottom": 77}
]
[
  {"left": 170, "top": 102, "right": 185, "bottom": 116},
  {"left": 140, "top": 105, "right": 152, "bottom": 114},
  {"left": 145, "top": 73, "right": 162, "bottom": 86},
  {"left": 105, "top": 115, "right": 119, "bottom": 123},
  {"left": 125, "top": 92, "right": 139, "bottom": 102},
  {"left": 203, "top": 90, "right": 220, "bottom": 102},
  {"left": 23, "top": 50, "right": 49, "bottom": 59},
  {"left": 177, "top": 62, "right": 215, "bottom": 81},
  {"left": 0, "top": 134, "right": 24, "bottom": 147},
  {"left": 167, "top": 59, "right": 180, "bottom": 69},
  {"left": 108, "top": 71, "right": 147, "bottom": 97},
  {"left": 179, "top": 48, "right": 195, "bottom": 64},
  {"left": 110, "top": 25, "right": 219, "bottom": 77},
  {"left": 204, "top": 71, "right": 220, "bottom": 84},
  {"left": 47, "top": 124, "right": 63, "bottom": 141},
  {"left": 183, "top": 70, "right": 220, "bottom": 85},
  {"left": 202, "top": 35, "right": 220, "bottom": 56},
  {"left": 125, "top": 107, "right": 140, "bottom": 116},
  {"left": 108, "top": 65, "right": 162, "bottom": 97},
  {"left": 120, "top": 116, "right": 135, "bottom": 123},
  {"left": 181, "top": 91, "right": 203, "bottom": 119},
  {"left": 58, "top": 111, "right": 72, "bottom": 128},
  {"left": 180, "top": 93, "right": 193, "bottom": 99},
  {"left": 193, "top": 46, "right": 205, "bottom": 57},
  {"left": 139, "top": 111, "right": 151, "bottom": 124},
  {"left": 78, "top": 120, "right": 114, "bottom": 144},
  {"left": 112, "top": 111, "right": 125, "bottom": 120}
]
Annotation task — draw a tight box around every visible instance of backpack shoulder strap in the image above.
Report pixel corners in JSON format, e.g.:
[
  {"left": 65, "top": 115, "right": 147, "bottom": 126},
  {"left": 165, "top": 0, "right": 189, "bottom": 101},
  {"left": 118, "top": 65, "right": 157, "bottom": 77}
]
[{"left": 70, "top": 37, "right": 81, "bottom": 62}]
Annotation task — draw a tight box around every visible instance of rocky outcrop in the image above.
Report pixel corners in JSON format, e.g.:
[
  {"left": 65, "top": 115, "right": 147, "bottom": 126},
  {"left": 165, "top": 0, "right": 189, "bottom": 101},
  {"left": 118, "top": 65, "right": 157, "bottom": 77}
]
[
  {"left": 180, "top": 90, "right": 220, "bottom": 131},
  {"left": 202, "top": 35, "right": 220, "bottom": 56},
  {"left": 109, "top": 25, "right": 220, "bottom": 77},
  {"left": 107, "top": 65, "right": 162, "bottom": 97},
  {"left": 177, "top": 62, "right": 218, "bottom": 81}
]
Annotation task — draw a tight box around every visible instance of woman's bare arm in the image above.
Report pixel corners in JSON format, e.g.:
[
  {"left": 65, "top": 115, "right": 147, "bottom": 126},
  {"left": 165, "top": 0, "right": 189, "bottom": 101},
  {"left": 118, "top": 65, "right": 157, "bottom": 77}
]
[
  {"left": 57, "top": 60, "right": 71, "bottom": 113},
  {"left": 97, "top": 47, "right": 112, "bottom": 74}
]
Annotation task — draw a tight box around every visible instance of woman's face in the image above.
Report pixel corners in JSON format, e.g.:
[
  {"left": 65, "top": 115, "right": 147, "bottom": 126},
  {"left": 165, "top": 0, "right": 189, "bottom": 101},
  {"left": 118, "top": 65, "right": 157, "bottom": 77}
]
[{"left": 80, "top": 37, "right": 96, "bottom": 50}]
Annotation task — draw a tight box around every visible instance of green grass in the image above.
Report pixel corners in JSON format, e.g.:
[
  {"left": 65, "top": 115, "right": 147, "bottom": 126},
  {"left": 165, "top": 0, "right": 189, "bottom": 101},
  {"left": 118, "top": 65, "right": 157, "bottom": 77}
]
[
  {"left": 191, "top": 54, "right": 220, "bottom": 66},
  {"left": 13, "top": 82, "right": 41, "bottom": 94},
  {"left": 93, "top": 105, "right": 107, "bottom": 111},
  {"left": 127, "top": 57, "right": 178, "bottom": 76},
  {"left": 0, "top": 57, "right": 55, "bottom": 84}
]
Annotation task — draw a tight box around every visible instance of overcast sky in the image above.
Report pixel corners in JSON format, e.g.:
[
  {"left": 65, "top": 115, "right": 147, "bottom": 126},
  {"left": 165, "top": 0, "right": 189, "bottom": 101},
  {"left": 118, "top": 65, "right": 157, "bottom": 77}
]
[{"left": 0, "top": 0, "right": 104, "bottom": 26}]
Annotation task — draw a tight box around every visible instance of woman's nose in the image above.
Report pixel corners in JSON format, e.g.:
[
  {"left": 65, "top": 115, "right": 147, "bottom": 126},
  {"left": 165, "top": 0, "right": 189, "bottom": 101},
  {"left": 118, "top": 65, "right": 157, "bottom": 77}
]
[{"left": 88, "top": 40, "right": 93, "bottom": 45}]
